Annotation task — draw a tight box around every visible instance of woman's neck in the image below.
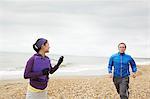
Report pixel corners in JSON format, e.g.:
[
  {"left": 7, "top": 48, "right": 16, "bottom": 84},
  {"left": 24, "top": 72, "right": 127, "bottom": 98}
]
[{"left": 38, "top": 50, "right": 45, "bottom": 57}]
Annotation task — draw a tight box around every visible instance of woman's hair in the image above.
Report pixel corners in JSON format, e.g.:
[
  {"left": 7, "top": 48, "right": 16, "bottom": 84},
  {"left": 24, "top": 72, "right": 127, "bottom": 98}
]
[
  {"left": 33, "top": 38, "right": 47, "bottom": 53},
  {"left": 118, "top": 42, "right": 126, "bottom": 48}
]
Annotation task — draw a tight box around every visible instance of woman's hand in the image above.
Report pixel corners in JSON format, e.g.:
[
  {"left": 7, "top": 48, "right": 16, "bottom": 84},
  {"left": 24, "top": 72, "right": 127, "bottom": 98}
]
[
  {"left": 42, "top": 68, "right": 49, "bottom": 75},
  {"left": 56, "top": 56, "right": 64, "bottom": 66}
]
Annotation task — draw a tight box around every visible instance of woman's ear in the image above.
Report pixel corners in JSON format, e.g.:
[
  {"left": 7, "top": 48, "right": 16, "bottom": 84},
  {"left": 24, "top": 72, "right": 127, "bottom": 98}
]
[{"left": 41, "top": 44, "right": 45, "bottom": 49}]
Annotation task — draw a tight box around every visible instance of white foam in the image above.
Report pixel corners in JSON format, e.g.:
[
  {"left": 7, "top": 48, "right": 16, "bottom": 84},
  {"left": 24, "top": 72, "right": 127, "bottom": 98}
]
[
  {"left": 58, "top": 65, "right": 106, "bottom": 72},
  {"left": 52, "top": 65, "right": 107, "bottom": 76},
  {"left": 0, "top": 70, "right": 24, "bottom": 80},
  {"left": 136, "top": 61, "right": 150, "bottom": 65}
]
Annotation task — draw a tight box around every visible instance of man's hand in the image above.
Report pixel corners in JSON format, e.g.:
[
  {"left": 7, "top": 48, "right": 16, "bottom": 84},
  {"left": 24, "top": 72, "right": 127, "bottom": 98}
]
[
  {"left": 109, "top": 73, "right": 113, "bottom": 78},
  {"left": 132, "top": 72, "right": 136, "bottom": 78}
]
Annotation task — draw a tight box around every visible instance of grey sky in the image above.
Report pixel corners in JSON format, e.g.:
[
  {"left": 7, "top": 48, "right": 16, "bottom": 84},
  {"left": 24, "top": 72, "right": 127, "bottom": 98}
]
[{"left": 0, "top": 0, "right": 149, "bottom": 58}]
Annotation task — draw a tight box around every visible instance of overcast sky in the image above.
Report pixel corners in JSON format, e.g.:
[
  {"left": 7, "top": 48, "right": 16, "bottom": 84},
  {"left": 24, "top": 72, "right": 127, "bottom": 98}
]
[{"left": 0, "top": 0, "right": 149, "bottom": 58}]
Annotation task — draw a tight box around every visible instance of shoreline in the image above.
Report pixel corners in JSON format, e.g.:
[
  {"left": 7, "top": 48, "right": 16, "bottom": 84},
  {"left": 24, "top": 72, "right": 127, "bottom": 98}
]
[{"left": 0, "top": 63, "right": 149, "bottom": 80}]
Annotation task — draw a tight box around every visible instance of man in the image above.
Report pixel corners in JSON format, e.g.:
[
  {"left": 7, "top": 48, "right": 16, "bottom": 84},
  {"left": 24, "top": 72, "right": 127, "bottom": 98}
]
[{"left": 108, "top": 42, "right": 137, "bottom": 99}]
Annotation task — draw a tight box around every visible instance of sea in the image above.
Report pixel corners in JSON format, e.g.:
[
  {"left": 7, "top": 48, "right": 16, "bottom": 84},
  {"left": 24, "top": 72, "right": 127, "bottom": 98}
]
[{"left": 0, "top": 52, "right": 150, "bottom": 80}]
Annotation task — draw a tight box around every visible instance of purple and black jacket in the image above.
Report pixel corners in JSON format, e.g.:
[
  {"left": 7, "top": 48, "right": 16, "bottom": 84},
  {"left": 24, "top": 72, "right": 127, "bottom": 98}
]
[{"left": 24, "top": 53, "right": 59, "bottom": 90}]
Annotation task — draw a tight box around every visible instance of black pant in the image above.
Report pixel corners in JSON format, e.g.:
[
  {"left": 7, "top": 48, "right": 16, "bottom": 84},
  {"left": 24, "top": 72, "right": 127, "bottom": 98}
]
[{"left": 113, "top": 77, "right": 129, "bottom": 99}]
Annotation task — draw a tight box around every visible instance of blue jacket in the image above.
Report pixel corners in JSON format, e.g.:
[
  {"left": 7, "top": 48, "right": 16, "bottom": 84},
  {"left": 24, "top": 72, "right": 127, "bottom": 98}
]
[{"left": 108, "top": 52, "right": 137, "bottom": 78}]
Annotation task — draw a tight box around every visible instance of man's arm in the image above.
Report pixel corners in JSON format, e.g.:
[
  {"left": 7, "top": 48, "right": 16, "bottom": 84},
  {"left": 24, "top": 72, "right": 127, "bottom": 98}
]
[
  {"left": 108, "top": 56, "right": 113, "bottom": 74},
  {"left": 129, "top": 56, "right": 137, "bottom": 78},
  {"left": 130, "top": 56, "right": 137, "bottom": 73}
]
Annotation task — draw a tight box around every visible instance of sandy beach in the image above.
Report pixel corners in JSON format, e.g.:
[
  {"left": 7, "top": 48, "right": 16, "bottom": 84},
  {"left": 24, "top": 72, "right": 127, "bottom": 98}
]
[{"left": 0, "top": 65, "right": 150, "bottom": 99}]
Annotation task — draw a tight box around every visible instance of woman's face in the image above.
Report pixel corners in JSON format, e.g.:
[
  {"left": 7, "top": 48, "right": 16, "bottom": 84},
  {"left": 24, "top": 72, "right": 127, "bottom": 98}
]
[
  {"left": 42, "top": 42, "right": 50, "bottom": 53},
  {"left": 118, "top": 44, "right": 126, "bottom": 53}
]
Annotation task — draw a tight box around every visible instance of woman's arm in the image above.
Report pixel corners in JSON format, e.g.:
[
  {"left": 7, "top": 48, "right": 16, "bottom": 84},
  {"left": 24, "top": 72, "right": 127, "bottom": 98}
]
[
  {"left": 50, "top": 56, "right": 64, "bottom": 74},
  {"left": 49, "top": 65, "right": 59, "bottom": 74},
  {"left": 24, "top": 56, "right": 43, "bottom": 79}
]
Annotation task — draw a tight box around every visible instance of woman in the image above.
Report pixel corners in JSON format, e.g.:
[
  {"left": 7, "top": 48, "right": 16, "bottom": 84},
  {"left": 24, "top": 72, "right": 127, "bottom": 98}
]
[{"left": 24, "top": 38, "right": 64, "bottom": 99}]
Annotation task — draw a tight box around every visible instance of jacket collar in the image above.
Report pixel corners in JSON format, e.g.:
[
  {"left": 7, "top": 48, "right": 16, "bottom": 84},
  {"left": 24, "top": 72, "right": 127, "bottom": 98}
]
[
  {"left": 34, "top": 53, "right": 49, "bottom": 58},
  {"left": 118, "top": 52, "right": 125, "bottom": 56}
]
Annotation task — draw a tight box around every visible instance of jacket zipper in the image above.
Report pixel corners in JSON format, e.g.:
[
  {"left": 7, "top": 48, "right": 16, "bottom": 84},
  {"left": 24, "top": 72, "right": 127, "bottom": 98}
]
[{"left": 120, "top": 55, "right": 122, "bottom": 77}]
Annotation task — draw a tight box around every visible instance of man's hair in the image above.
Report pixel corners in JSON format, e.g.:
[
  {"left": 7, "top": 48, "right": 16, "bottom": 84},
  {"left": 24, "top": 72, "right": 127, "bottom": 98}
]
[{"left": 118, "top": 42, "right": 126, "bottom": 48}]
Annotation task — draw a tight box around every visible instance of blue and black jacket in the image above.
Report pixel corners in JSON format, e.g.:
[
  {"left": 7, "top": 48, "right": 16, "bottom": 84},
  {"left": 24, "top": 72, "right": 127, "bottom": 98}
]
[{"left": 108, "top": 52, "right": 137, "bottom": 78}]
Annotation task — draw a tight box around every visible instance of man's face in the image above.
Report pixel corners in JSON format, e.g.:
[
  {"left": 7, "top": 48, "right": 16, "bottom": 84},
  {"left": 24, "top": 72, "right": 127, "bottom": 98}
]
[{"left": 118, "top": 44, "right": 126, "bottom": 53}]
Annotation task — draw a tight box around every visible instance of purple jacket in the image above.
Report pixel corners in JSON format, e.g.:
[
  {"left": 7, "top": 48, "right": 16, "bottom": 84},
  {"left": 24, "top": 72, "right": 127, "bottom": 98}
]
[{"left": 24, "top": 53, "right": 59, "bottom": 90}]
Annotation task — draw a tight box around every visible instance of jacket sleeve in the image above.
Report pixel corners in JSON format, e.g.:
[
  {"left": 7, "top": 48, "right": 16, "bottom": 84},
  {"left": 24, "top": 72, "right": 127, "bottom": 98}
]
[
  {"left": 108, "top": 56, "right": 113, "bottom": 73},
  {"left": 48, "top": 58, "right": 59, "bottom": 74},
  {"left": 129, "top": 56, "right": 137, "bottom": 73},
  {"left": 24, "top": 56, "right": 43, "bottom": 79},
  {"left": 50, "top": 65, "right": 59, "bottom": 74}
]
